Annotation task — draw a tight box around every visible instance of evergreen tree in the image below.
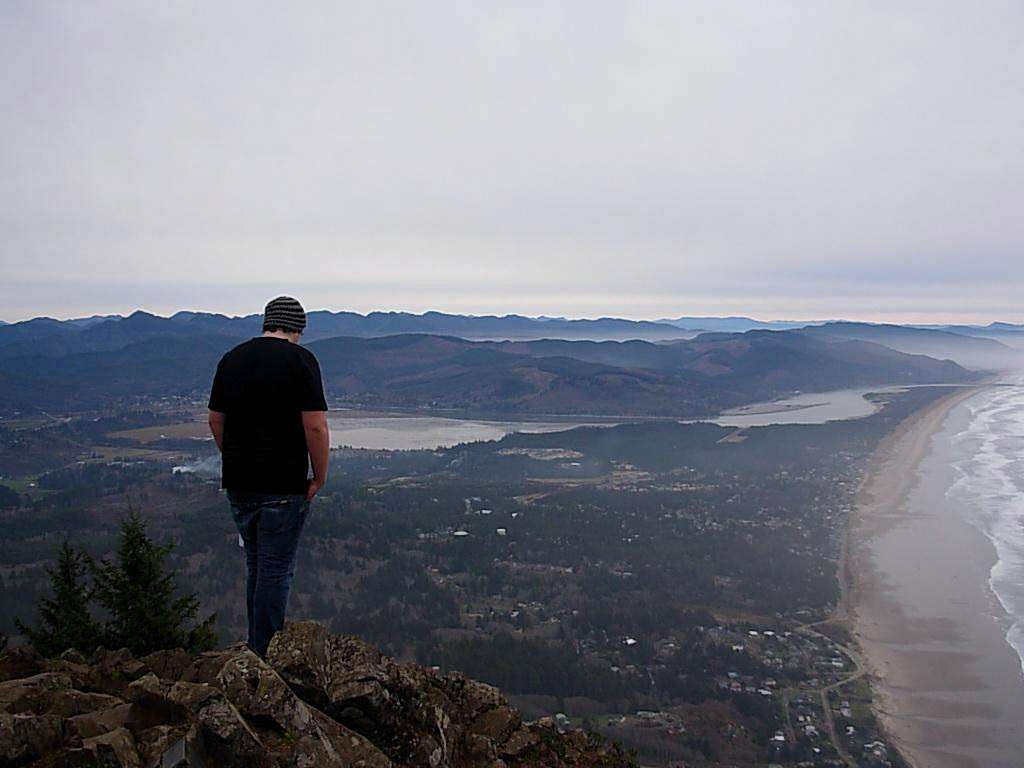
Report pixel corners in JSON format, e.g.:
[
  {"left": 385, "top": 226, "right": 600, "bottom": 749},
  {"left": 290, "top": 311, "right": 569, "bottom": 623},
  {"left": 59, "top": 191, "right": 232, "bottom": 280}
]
[
  {"left": 89, "top": 512, "right": 217, "bottom": 655},
  {"left": 16, "top": 541, "right": 102, "bottom": 656}
]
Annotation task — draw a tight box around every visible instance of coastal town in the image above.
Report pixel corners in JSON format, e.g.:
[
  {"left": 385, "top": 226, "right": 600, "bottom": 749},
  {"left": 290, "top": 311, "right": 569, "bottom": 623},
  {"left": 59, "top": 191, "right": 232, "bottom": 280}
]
[{"left": 0, "top": 386, "right": 949, "bottom": 766}]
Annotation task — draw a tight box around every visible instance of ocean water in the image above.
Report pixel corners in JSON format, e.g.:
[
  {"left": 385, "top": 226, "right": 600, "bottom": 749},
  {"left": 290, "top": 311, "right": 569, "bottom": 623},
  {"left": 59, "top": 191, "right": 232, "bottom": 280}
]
[{"left": 947, "top": 374, "right": 1024, "bottom": 675}]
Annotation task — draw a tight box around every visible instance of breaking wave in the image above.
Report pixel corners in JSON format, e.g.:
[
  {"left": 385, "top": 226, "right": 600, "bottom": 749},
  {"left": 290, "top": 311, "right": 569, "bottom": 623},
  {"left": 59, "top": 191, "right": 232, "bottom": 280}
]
[{"left": 947, "top": 375, "right": 1024, "bottom": 675}]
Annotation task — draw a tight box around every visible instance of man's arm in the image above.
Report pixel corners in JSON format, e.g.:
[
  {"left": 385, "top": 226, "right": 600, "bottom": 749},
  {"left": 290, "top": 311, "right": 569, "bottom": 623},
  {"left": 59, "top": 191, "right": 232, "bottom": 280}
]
[
  {"left": 302, "top": 410, "right": 329, "bottom": 500},
  {"left": 208, "top": 410, "right": 226, "bottom": 451}
]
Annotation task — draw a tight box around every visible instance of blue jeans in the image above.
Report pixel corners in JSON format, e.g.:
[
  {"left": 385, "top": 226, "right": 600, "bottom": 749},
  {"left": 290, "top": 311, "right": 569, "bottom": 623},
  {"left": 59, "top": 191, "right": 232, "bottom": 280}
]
[{"left": 227, "top": 491, "right": 311, "bottom": 657}]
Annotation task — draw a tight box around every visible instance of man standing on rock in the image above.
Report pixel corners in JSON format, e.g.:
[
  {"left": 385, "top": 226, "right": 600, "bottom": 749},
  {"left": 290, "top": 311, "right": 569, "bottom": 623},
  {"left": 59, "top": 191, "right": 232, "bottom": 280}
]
[{"left": 207, "top": 296, "right": 330, "bottom": 656}]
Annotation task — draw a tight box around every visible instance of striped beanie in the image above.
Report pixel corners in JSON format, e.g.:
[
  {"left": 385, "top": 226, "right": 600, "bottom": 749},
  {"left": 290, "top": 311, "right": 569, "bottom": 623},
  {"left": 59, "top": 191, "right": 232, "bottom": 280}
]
[{"left": 262, "top": 296, "right": 307, "bottom": 333}]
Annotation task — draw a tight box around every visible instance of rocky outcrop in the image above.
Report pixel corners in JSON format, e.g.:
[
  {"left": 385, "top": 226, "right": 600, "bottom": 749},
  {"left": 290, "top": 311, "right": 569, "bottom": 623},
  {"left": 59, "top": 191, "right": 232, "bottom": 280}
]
[{"left": 0, "top": 622, "right": 635, "bottom": 768}]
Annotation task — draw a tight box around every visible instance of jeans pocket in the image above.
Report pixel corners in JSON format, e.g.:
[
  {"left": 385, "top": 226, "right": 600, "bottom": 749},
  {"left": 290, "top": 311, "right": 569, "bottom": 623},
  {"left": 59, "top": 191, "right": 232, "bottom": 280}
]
[{"left": 259, "top": 496, "right": 309, "bottom": 536}]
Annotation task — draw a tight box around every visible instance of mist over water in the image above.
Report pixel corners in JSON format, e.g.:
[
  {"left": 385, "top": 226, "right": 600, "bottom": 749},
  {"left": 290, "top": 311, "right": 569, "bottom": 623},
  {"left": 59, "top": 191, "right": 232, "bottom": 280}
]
[{"left": 947, "top": 374, "right": 1024, "bottom": 675}]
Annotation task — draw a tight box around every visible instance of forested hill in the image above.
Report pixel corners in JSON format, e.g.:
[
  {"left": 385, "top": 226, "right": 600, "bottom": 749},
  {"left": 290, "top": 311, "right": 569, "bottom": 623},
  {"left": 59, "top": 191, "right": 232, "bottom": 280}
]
[
  {"left": 797, "top": 321, "right": 1017, "bottom": 369},
  {"left": 0, "top": 327, "right": 974, "bottom": 417}
]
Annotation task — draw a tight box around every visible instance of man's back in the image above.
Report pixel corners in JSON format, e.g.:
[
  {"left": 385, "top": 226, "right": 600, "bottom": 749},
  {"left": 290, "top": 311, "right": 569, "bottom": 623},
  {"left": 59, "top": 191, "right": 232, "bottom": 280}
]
[
  {"left": 208, "top": 336, "right": 327, "bottom": 494},
  {"left": 209, "top": 296, "right": 329, "bottom": 657}
]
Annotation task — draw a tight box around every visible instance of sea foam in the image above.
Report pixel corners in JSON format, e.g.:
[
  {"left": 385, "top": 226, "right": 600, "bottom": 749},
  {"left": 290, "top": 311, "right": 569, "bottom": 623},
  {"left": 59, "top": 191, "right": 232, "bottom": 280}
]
[{"left": 947, "top": 375, "right": 1024, "bottom": 677}]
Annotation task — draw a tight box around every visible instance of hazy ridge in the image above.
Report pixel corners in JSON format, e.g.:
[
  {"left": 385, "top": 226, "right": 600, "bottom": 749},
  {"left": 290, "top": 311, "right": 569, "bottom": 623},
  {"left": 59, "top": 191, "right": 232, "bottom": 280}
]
[{"left": 0, "top": 311, "right": 991, "bottom": 417}]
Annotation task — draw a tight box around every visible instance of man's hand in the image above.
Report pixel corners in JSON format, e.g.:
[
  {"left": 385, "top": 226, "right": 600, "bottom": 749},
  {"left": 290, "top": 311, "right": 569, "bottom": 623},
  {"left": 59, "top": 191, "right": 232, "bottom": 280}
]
[
  {"left": 208, "top": 410, "right": 226, "bottom": 452},
  {"left": 306, "top": 477, "right": 324, "bottom": 501}
]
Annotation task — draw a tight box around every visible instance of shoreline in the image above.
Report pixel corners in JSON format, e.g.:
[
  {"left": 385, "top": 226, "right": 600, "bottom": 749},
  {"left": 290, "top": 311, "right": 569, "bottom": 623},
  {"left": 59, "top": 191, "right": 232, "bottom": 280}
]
[
  {"left": 845, "top": 385, "right": 982, "bottom": 766},
  {"left": 848, "top": 380, "right": 1022, "bottom": 768}
]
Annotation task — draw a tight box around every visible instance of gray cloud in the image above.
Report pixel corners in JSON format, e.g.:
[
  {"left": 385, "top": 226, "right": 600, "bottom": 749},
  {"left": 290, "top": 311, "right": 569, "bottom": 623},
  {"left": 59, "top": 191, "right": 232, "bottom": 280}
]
[{"left": 1, "top": 1, "right": 1021, "bottom": 322}]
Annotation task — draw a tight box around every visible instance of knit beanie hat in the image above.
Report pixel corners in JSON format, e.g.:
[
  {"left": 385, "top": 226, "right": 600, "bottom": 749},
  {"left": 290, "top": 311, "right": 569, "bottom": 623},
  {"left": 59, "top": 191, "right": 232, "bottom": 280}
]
[{"left": 263, "top": 296, "right": 307, "bottom": 333}]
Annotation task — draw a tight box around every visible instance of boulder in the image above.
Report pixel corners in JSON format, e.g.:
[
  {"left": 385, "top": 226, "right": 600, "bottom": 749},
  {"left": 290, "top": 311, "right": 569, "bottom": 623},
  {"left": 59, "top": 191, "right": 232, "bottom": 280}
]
[
  {"left": 167, "top": 680, "right": 221, "bottom": 713},
  {"left": 122, "top": 674, "right": 189, "bottom": 730},
  {"left": 64, "top": 703, "right": 134, "bottom": 739},
  {"left": 470, "top": 704, "right": 519, "bottom": 741},
  {"left": 0, "top": 712, "right": 64, "bottom": 765},
  {"left": 0, "top": 646, "right": 44, "bottom": 684},
  {"left": 215, "top": 645, "right": 391, "bottom": 768},
  {"left": 266, "top": 622, "right": 521, "bottom": 767},
  {"left": 132, "top": 724, "right": 187, "bottom": 767},
  {"left": 178, "top": 650, "right": 237, "bottom": 686},
  {"left": 139, "top": 648, "right": 193, "bottom": 682},
  {"left": 81, "top": 727, "right": 141, "bottom": 768},
  {"left": 86, "top": 648, "right": 149, "bottom": 696},
  {"left": 45, "top": 657, "right": 104, "bottom": 693},
  {"left": 0, "top": 684, "right": 121, "bottom": 720},
  {"left": 58, "top": 648, "right": 88, "bottom": 666},
  {"left": 0, "top": 672, "right": 75, "bottom": 713},
  {"left": 500, "top": 727, "right": 539, "bottom": 759},
  {"left": 63, "top": 683, "right": 184, "bottom": 741},
  {"left": 192, "top": 697, "right": 272, "bottom": 768}
]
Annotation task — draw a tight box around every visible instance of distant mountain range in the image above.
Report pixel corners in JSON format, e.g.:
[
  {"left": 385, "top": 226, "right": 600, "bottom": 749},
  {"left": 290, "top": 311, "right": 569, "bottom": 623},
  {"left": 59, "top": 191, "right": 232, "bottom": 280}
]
[
  {"left": 4, "top": 309, "right": 1021, "bottom": 354},
  {"left": 796, "top": 322, "right": 1017, "bottom": 369},
  {"left": 0, "top": 317, "right": 978, "bottom": 416},
  {"left": 657, "top": 316, "right": 823, "bottom": 332},
  {"left": 2, "top": 308, "right": 1019, "bottom": 418},
  {"left": 915, "top": 322, "right": 1024, "bottom": 331},
  {"left": 2, "top": 310, "right": 1018, "bottom": 368},
  {"left": 0, "top": 310, "right": 690, "bottom": 357},
  {"left": 915, "top": 323, "right": 1024, "bottom": 350}
]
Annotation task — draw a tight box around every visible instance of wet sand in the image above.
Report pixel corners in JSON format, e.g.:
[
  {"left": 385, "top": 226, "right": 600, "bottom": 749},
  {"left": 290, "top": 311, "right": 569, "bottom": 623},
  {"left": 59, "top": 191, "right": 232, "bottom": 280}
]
[{"left": 851, "top": 385, "right": 1024, "bottom": 767}]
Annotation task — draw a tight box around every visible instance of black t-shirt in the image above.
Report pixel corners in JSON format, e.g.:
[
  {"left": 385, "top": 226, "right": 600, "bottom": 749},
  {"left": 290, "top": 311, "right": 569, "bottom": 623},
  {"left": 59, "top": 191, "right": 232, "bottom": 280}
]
[{"left": 208, "top": 337, "right": 328, "bottom": 494}]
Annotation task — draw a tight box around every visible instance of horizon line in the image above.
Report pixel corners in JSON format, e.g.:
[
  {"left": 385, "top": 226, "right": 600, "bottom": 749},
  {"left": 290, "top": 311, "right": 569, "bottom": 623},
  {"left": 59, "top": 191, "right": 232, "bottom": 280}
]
[{"left": 1, "top": 307, "right": 1020, "bottom": 328}]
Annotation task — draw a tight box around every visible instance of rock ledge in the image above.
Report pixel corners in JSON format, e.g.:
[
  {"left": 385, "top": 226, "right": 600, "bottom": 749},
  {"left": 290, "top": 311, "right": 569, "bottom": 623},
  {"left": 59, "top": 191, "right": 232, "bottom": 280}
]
[{"left": 0, "top": 621, "right": 635, "bottom": 768}]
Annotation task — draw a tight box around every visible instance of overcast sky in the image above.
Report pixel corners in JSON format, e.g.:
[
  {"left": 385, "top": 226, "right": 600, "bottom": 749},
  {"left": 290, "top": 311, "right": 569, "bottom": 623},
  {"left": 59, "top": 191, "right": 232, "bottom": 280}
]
[{"left": 1, "top": 1, "right": 1021, "bottom": 323}]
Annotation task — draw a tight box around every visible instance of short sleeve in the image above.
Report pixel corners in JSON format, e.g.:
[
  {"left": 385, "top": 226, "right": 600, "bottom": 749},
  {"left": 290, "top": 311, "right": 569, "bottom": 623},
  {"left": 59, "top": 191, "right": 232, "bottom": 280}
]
[
  {"left": 299, "top": 354, "right": 328, "bottom": 411},
  {"left": 208, "top": 358, "right": 227, "bottom": 411}
]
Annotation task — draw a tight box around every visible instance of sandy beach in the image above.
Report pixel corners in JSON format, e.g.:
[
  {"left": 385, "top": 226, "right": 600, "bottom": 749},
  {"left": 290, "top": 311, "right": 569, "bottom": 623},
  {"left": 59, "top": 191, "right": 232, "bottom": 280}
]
[{"left": 850, "top": 383, "right": 1024, "bottom": 768}]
